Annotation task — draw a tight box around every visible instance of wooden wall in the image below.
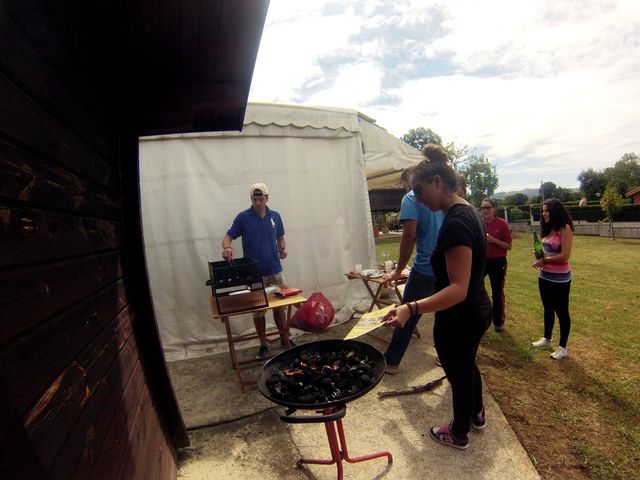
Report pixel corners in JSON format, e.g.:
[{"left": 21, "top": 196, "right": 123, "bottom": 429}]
[{"left": 0, "top": 2, "right": 186, "bottom": 479}]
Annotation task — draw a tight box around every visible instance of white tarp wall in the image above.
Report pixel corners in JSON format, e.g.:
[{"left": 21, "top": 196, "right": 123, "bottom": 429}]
[{"left": 140, "top": 103, "right": 421, "bottom": 361}]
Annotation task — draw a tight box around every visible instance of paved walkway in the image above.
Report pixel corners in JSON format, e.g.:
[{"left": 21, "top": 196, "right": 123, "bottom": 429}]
[{"left": 170, "top": 314, "right": 541, "bottom": 480}]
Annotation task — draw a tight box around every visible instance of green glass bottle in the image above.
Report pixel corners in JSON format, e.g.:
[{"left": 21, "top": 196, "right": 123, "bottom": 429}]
[{"left": 533, "top": 232, "right": 544, "bottom": 259}]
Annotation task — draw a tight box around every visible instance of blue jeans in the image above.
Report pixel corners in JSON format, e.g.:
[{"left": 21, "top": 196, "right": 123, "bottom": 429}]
[{"left": 384, "top": 269, "right": 436, "bottom": 366}]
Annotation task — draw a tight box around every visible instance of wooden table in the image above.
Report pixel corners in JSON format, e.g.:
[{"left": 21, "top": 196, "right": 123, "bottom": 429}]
[
  {"left": 210, "top": 293, "right": 306, "bottom": 392},
  {"left": 345, "top": 271, "right": 408, "bottom": 313},
  {"left": 345, "top": 271, "right": 420, "bottom": 341}
]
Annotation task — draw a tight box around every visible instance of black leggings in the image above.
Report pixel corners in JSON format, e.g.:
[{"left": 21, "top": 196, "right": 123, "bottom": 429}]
[
  {"left": 434, "top": 313, "right": 491, "bottom": 438},
  {"left": 538, "top": 277, "right": 571, "bottom": 347}
]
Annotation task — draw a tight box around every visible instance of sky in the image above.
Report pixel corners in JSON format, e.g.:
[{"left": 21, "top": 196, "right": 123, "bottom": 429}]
[{"left": 248, "top": 0, "right": 640, "bottom": 193}]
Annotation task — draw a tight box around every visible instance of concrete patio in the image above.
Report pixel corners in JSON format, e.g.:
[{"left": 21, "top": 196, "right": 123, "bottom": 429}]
[{"left": 169, "top": 314, "right": 542, "bottom": 480}]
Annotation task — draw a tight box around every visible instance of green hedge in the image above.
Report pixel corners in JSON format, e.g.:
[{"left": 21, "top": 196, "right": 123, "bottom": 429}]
[{"left": 528, "top": 204, "right": 640, "bottom": 222}]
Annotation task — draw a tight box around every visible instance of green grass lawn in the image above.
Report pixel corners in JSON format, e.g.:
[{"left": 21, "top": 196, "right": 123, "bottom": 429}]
[{"left": 376, "top": 233, "right": 640, "bottom": 480}]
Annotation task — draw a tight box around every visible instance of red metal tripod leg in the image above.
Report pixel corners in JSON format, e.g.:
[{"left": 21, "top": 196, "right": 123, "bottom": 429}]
[
  {"left": 291, "top": 406, "right": 391, "bottom": 480},
  {"left": 296, "top": 419, "right": 344, "bottom": 480},
  {"left": 336, "top": 418, "right": 393, "bottom": 464}
]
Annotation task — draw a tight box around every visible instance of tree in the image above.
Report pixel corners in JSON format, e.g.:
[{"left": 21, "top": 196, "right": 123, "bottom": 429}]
[
  {"left": 503, "top": 193, "right": 528, "bottom": 205},
  {"left": 599, "top": 185, "right": 623, "bottom": 240},
  {"left": 443, "top": 142, "right": 469, "bottom": 170},
  {"left": 459, "top": 154, "right": 499, "bottom": 206},
  {"left": 604, "top": 153, "right": 640, "bottom": 196},
  {"left": 401, "top": 127, "right": 469, "bottom": 169},
  {"left": 538, "top": 181, "right": 558, "bottom": 202},
  {"left": 401, "top": 127, "right": 442, "bottom": 150},
  {"left": 556, "top": 186, "right": 581, "bottom": 203},
  {"left": 578, "top": 168, "right": 607, "bottom": 200}
]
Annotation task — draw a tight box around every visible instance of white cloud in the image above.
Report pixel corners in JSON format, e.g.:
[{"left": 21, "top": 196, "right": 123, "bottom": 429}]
[
  {"left": 249, "top": 0, "right": 640, "bottom": 191},
  {"left": 308, "top": 62, "right": 383, "bottom": 107}
]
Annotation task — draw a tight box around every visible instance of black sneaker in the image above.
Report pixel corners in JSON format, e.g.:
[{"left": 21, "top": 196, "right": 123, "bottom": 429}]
[
  {"left": 256, "top": 345, "right": 268, "bottom": 359},
  {"left": 281, "top": 339, "right": 296, "bottom": 349},
  {"left": 472, "top": 407, "right": 486, "bottom": 431}
]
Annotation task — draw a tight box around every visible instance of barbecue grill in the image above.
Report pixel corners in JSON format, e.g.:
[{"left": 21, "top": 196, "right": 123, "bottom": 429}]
[
  {"left": 206, "top": 257, "right": 268, "bottom": 314},
  {"left": 257, "top": 339, "right": 393, "bottom": 479}
]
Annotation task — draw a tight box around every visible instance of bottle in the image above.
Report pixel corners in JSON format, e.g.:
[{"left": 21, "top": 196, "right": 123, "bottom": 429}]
[
  {"left": 384, "top": 259, "right": 394, "bottom": 274},
  {"left": 532, "top": 232, "right": 544, "bottom": 259}
]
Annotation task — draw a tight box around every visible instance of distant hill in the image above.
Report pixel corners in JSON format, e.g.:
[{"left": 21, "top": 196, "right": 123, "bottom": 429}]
[
  {"left": 493, "top": 187, "right": 579, "bottom": 200},
  {"left": 493, "top": 188, "right": 539, "bottom": 200}
]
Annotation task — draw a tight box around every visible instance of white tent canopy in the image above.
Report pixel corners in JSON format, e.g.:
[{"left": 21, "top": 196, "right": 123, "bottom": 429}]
[{"left": 139, "top": 103, "right": 422, "bottom": 361}]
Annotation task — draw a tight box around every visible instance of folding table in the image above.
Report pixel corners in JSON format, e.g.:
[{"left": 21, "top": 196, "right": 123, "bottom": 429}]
[
  {"left": 345, "top": 271, "right": 421, "bottom": 340},
  {"left": 210, "top": 293, "right": 306, "bottom": 392}
]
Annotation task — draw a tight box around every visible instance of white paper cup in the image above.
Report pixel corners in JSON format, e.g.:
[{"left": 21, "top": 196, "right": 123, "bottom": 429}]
[{"left": 355, "top": 264, "right": 362, "bottom": 273}]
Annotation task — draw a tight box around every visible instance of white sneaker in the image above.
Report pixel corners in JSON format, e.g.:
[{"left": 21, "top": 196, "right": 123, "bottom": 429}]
[
  {"left": 531, "top": 337, "right": 551, "bottom": 349},
  {"left": 550, "top": 346, "right": 568, "bottom": 360}
]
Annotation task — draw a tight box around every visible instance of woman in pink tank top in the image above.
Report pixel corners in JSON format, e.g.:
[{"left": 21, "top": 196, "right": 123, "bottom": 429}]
[{"left": 530, "top": 199, "right": 574, "bottom": 360}]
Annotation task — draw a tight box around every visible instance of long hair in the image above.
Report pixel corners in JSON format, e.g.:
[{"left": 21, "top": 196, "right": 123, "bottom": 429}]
[{"left": 540, "top": 198, "right": 574, "bottom": 237}]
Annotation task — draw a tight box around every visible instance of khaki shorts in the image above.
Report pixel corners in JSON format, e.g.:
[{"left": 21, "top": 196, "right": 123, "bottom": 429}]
[{"left": 253, "top": 272, "right": 286, "bottom": 319}]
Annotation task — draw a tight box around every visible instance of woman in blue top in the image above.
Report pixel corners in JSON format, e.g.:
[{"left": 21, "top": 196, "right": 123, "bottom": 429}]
[{"left": 384, "top": 156, "right": 491, "bottom": 450}]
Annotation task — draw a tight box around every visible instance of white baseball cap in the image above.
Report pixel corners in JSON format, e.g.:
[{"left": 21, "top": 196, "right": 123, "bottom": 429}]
[{"left": 250, "top": 183, "right": 269, "bottom": 196}]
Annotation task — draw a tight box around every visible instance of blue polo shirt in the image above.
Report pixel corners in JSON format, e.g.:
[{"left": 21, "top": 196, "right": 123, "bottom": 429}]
[
  {"left": 227, "top": 206, "right": 285, "bottom": 276},
  {"left": 400, "top": 191, "right": 444, "bottom": 277}
]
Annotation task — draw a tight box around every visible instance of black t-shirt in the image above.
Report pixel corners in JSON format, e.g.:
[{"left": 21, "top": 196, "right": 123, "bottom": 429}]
[{"left": 430, "top": 203, "right": 491, "bottom": 323}]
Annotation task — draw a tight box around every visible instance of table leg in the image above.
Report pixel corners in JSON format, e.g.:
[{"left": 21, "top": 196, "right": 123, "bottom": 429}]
[
  {"left": 282, "top": 305, "right": 293, "bottom": 348},
  {"left": 362, "top": 280, "right": 386, "bottom": 312},
  {"left": 221, "top": 315, "right": 245, "bottom": 393}
]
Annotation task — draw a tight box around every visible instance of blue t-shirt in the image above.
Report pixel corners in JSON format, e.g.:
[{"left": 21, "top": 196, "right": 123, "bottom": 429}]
[
  {"left": 400, "top": 191, "right": 444, "bottom": 277},
  {"left": 227, "top": 206, "right": 285, "bottom": 276}
]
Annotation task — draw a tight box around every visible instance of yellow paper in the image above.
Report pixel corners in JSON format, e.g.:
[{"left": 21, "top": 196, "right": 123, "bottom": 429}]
[{"left": 344, "top": 304, "right": 395, "bottom": 340}]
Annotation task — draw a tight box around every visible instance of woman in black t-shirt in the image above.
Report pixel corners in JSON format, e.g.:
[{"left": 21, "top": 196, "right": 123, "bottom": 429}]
[{"left": 384, "top": 148, "right": 491, "bottom": 450}]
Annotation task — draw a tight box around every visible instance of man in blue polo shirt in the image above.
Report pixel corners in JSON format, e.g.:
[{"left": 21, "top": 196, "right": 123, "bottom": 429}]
[
  {"left": 383, "top": 144, "right": 446, "bottom": 374},
  {"left": 222, "top": 182, "right": 290, "bottom": 359}
]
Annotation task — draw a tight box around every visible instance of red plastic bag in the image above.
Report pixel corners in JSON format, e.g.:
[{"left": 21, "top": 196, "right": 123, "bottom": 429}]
[{"left": 289, "top": 292, "right": 335, "bottom": 333}]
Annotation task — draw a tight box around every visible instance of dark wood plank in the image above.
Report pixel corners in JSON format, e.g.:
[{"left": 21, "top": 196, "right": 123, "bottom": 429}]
[
  {"left": 48, "top": 333, "right": 140, "bottom": 480},
  {"left": 0, "top": 251, "right": 125, "bottom": 344},
  {"left": 156, "top": 422, "right": 177, "bottom": 480},
  {"left": 116, "top": 393, "right": 160, "bottom": 480},
  {"left": 23, "top": 307, "right": 134, "bottom": 468},
  {"left": 0, "top": 72, "right": 117, "bottom": 190},
  {"left": 162, "top": 437, "right": 178, "bottom": 480},
  {"left": 0, "top": 3, "right": 112, "bottom": 159},
  {"left": 85, "top": 361, "right": 147, "bottom": 480},
  {"left": 0, "top": 204, "right": 122, "bottom": 269},
  {"left": 48, "top": 379, "right": 113, "bottom": 480},
  {"left": 120, "top": 130, "right": 189, "bottom": 449},
  {"left": 1, "top": 281, "right": 128, "bottom": 413},
  {"left": 1, "top": 0, "right": 82, "bottom": 102},
  {"left": 0, "top": 371, "right": 50, "bottom": 480},
  {"left": 0, "top": 139, "right": 121, "bottom": 218}
]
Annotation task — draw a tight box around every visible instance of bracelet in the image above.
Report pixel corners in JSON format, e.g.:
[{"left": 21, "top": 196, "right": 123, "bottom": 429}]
[
  {"left": 413, "top": 301, "right": 419, "bottom": 315},
  {"left": 406, "top": 302, "right": 415, "bottom": 316}
]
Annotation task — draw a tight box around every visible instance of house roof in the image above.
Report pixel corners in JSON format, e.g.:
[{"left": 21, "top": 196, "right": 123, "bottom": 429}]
[
  {"left": 625, "top": 186, "right": 640, "bottom": 197},
  {"left": 132, "top": 0, "right": 269, "bottom": 135},
  {"left": 19, "top": 0, "right": 268, "bottom": 137}
]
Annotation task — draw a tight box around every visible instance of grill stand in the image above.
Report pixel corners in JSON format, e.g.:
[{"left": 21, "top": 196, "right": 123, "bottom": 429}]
[{"left": 281, "top": 405, "right": 393, "bottom": 480}]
